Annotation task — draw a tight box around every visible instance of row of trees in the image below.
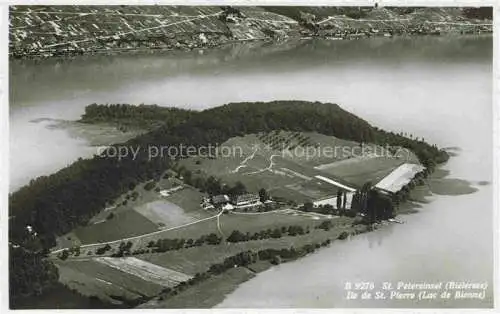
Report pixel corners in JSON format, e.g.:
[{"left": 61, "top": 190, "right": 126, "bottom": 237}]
[
  {"left": 84, "top": 232, "right": 224, "bottom": 258},
  {"left": 257, "top": 130, "right": 317, "bottom": 151},
  {"left": 149, "top": 233, "right": 223, "bottom": 253},
  {"left": 65, "top": 220, "right": 335, "bottom": 261},
  {"left": 160, "top": 238, "right": 335, "bottom": 301},
  {"left": 226, "top": 225, "right": 309, "bottom": 243}
]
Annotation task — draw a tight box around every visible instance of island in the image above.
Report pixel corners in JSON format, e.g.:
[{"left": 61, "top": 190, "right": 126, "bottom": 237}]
[{"left": 9, "top": 100, "right": 462, "bottom": 309}]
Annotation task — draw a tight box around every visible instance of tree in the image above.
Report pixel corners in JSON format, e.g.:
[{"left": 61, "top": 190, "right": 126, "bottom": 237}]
[
  {"left": 342, "top": 191, "right": 347, "bottom": 210},
  {"left": 351, "top": 190, "right": 361, "bottom": 213},
  {"left": 206, "top": 176, "right": 221, "bottom": 195},
  {"left": 258, "top": 188, "right": 269, "bottom": 202},
  {"left": 363, "top": 189, "right": 394, "bottom": 223},
  {"left": 317, "top": 220, "right": 333, "bottom": 231},
  {"left": 59, "top": 249, "right": 69, "bottom": 260},
  {"left": 144, "top": 181, "right": 156, "bottom": 191},
  {"left": 323, "top": 204, "right": 334, "bottom": 214},
  {"left": 359, "top": 181, "right": 372, "bottom": 214},
  {"left": 227, "top": 230, "right": 245, "bottom": 243},
  {"left": 338, "top": 231, "right": 349, "bottom": 240},
  {"left": 302, "top": 201, "right": 314, "bottom": 212},
  {"left": 229, "top": 181, "right": 246, "bottom": 197},
  {"left": 183, "top": 169, "right": 193, "bottom": 185},
  {"left": 271, "top": 255, "right": 282, "bottom": 265},
  {"left": 205, "top": 233, "right": 222, "bottom": 245},
  {"left": 336, "top": 190, "right": 343, "bottom": 210},
  {"left": 271, "top": 228, "right": 282, "bottom": 239}
]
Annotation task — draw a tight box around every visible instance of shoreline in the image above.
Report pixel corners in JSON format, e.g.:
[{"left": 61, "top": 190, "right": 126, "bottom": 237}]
[
  {"left": 139, "top": 223, "right": 373, "bottom": 309},
  {"left": 137, "top": 161, "right": 477, "bottom": 309},
  {"left": 9, "top": 33, "right": 492, "bottom": 61}
]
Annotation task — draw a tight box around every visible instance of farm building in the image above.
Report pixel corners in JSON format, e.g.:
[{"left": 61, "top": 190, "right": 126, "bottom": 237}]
[
  {"left": 232, "top": 193, "right": 260, "bottom": 207},
  {"left": 211, "top": 194, "right": 230, "bottom": 206},
  {"left": 202, "top": 203, "right": 215, "bottom": 210}
]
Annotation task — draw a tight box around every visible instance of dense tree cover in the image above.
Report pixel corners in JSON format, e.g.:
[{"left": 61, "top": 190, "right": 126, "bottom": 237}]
[
  {"left": 258, "top": 188, "right": 269, "bottom": 202},
  {"left": 371, "top": 128, "right": 448, "bottom": 172},
  {"left": 182, "top": 101, "right": 375, "bottom": 144},
  {"left": 11, "top": 282, "right": 121, "bottom": 309},
  {"left": 10, "top": 153, "right": 169, "bottom": 248},
  {"left": 9, "top": 247, "right": 59, "bottom": 300},
  {"left": 9, "top": 100, "right": 448, "bottom": 303},
  {"left": 351, "top": 181, "right": 395, "bottom": 223},
  {"left": 81, "top": 103, "right": 195, "bottom": 130},
  {"left": 364, "top": 190, "right": 394, "bottom": 223}
]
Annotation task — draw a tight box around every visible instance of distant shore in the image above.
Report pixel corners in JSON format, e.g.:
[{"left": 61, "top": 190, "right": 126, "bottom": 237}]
[
  {"left": 9, "top": 6, "right": 491, "bottom": 60},
  {"left": 9, "top": 32, "right": 492, "bottom": 61}
]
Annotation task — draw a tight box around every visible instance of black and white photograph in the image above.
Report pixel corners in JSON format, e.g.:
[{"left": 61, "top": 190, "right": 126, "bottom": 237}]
[{"left": 4, "top": 2, "right": 497, "bottom": 310}]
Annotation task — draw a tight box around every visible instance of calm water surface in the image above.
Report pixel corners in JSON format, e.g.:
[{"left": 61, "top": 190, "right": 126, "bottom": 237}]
[{"left": 10, "top": 36, "right": 493, "bottom": 307}]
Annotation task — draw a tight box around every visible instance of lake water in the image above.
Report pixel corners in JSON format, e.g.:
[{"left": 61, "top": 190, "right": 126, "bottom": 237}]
[{"left": 10, "top": 35, "right": 493, "bottom": 307}]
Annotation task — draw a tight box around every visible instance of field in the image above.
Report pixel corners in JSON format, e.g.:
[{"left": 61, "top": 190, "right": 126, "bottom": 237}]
[
  {"left": 54, "top": 207, "right": 361, "bottom": 304},
  {"left": 178, "top": 132, "right": 414, "bottom": 204},
  {"left": 56, "top": 259, "right": 164, "bottom": 301},
  {"left": 140, "top": 267, "right": 256, "bottom": 309},
  {"left": 74, "top": 209, "right": 159, "bottom": 244},
  {"left": 281, "top": 131, "right": 381, "bottom": 167},
  {"left": 137, "top": 215, "right": 358, "bottom": 276},
  {"left": 316, "top": 153, "right": 419, "bottom": 187},
  {"left": 134, "top": 198, "right": 208, "bottom": 229},
  {"left": 95, "top": 257, "right": 193, "bottom": 287},
  {"left": 164, "top": 187, "right": 209, "bottom": 215},
  {"left": 219, "top": 211, "right": 324, "bottom": 236},
  {"left": 70, "top": 216, "right": 219, "bottom": 258},
  {"left": 73, "top": 209, "right": 330, "bottom": 256},
  {"left": 62, "top": 175, "right": 212, "bottom": 249},
  {"left": 86, "top": 175, "right": 179, "bottom": 225}
]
